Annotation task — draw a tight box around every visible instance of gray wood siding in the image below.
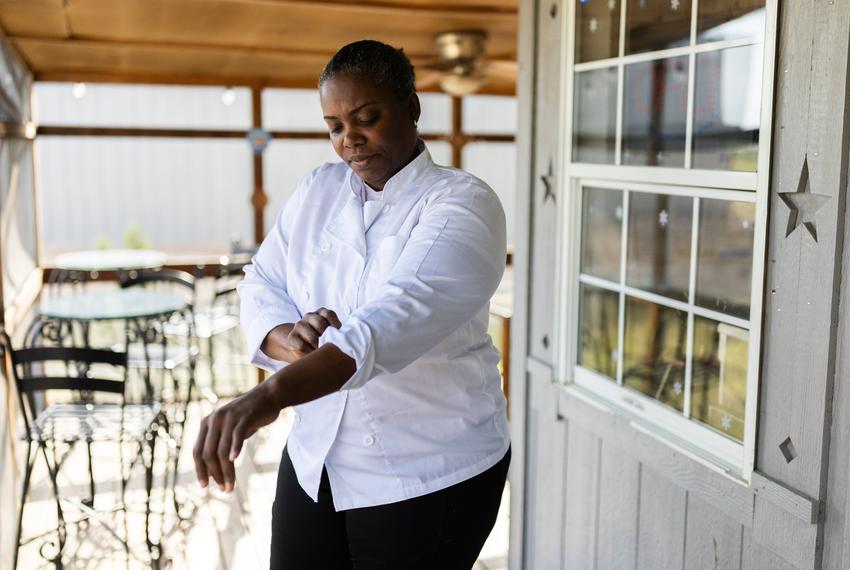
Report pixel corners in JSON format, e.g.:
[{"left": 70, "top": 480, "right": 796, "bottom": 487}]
[
  {"left": 515, "top": 0, "right": 850, "bottom": 568},
  {"left": 526, "top": 0, "right": 562, "bottom": 365}
]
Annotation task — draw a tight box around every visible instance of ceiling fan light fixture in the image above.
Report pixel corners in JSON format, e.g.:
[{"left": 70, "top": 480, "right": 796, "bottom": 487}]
[{"left": 438, "top": 73, "right": 485, "bottom": 97}]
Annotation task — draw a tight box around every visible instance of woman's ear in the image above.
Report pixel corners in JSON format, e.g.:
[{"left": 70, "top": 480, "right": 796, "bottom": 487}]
[{"left": 408, "top": 93, "right": 421, "bottom": 126}]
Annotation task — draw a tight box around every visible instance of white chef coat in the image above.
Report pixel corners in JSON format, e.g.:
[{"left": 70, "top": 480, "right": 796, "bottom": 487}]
[{"left": 238, "top": 143, "right": 510, "bottom": 511}]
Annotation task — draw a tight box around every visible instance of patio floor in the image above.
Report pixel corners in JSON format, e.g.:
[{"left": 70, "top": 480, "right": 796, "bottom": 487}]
[{"left": 15, "top": 380, "right": 509, "bottom": 569}]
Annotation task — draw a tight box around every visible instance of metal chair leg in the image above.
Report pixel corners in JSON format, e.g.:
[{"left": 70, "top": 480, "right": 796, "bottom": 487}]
[
  {"left": 40, "top": 442, "right": 67, "bottom": 565},
  {"left": 85, "top": 440, "right": 95, "bottom": 508},
  {"left": 144, "top": 430, "right": 160, "bottom": 562},
  {"left": 13, "top": 441, "right": 37, "bottom": 570},
  {"left": 207, "top": 334, "right": 216, "bottom": 395}
]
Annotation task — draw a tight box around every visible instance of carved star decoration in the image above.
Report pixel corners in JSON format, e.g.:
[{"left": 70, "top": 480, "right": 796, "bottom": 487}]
[
  {"left": 779, "top": 157, "right": 830, "bottom": 242},
  {"left": 541, "top": 159, "right": 556, "bottom": 204}
]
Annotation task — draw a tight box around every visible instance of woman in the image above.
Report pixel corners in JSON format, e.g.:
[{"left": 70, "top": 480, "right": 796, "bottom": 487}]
[{"left": 193, "top": 40, "right": 510, "bottom": 569}]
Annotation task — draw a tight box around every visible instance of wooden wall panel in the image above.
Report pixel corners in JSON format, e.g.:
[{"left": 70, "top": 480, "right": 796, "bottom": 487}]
[
  {"left": 758, "top": 0, "right": 850, "bottom": 501},
  {"left": 741, "top": 526, "right": 797, "bottom": 570},
  {"left": 562, "top": 424, "right": 599, "bottom": 569},
  {"left": 526, "top": 0, "right": 563, "bottom": 365},
  {"left": 524, "top": 359, "right": 568, "bottom": 570},
  {"left": 596, "top": 443, "right": 640, "bottom": 570},
  {"left": 683, "top": 494, "right": 743, "bottom": 570},
  {"left": 636, "top": 468, "right": 687, "bottom": 570}
]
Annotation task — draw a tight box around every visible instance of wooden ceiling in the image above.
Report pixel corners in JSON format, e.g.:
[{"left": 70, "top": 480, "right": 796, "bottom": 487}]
[{"left": 0, "top": 0, "right": 518, "bottom": 95}]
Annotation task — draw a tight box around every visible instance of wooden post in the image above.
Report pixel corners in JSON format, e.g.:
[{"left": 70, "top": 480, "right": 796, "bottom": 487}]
[
  {"left": 251, "top": 84, "right": 267, "bottom": 384},
  {"left": 250, "top": 85, "right": 267, "bottom": 246},
  {"left": 450, "top": 95, "right": 464, "bottom": 168}
]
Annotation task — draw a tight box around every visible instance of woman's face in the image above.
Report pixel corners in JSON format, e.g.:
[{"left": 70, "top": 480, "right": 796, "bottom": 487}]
[{"left": 320, "top": 73, "right": 421, "bottom": 190}]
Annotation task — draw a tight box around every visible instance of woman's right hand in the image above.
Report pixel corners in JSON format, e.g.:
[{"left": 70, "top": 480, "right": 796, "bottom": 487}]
[{"left": 260, "top": 308, "right": 342, "bottom": 363}]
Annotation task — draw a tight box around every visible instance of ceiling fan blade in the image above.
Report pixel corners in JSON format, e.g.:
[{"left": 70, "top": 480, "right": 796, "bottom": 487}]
[
  {"left": 415, "top": 70, "right": 444, "bottom": 90},
  {"left": 486, "top": 60, "right": 518, "bottom": 81}
]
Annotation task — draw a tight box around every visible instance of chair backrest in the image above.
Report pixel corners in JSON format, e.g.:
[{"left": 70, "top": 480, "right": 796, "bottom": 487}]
[
  {"left": 1, "top": 332, "right": 130, "bottom": 434},
  {"left": 120, "top": 268, "right": 196, "bottom": 292}
]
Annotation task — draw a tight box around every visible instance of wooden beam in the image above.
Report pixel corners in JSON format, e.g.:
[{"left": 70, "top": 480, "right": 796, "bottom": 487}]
[
  {"left": 35, "top": 124, "right": 514, "bottom": 143},
  {"left": 251, "top": 85, "right": 266, "bottom": 246},
  {"left": 208, "top": 0, "right": 518, "bottom": 16},
  {"left": 32, "top": 70, "right": 517, "bottom": 96},
  {"left": 451, "top": 95, "right": 463, "bottom": 167}
]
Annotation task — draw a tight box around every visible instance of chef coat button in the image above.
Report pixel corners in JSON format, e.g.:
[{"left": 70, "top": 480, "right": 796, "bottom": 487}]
[
  {"left": 304, "top": 291, "right": 310, "bottom": 301},
  {"left": 320, "top": 241, "right": 330, "bottom": 252},
  {"left": 363, "top": 435, "right": 375, "bottom": 446},
  {"left": 382, "top": 204, "right": 391, "bottom": 214}
]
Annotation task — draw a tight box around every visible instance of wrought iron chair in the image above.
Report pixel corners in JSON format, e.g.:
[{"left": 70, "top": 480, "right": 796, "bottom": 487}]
[
  {"left": 117, "top": 268, "right": 201, "bottom": 517},
  {"left": 4, "top": 332, "right": 162, "bottom": 568},
  {"left": 135, "top": 264, "right": 246, "bottom": 398}
]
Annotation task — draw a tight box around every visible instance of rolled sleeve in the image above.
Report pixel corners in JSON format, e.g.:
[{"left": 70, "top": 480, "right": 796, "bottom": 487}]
[{"left": 319, "top": 187, "right": 506, "bottom": 390}]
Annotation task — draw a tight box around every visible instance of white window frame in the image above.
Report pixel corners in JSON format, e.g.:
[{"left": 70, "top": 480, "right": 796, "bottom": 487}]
[{"left": 556, "top": 0, "right": 779, "bottom": 481}]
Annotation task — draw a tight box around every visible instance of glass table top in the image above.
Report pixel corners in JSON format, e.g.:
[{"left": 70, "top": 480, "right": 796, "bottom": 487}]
[
  {"left": 53, "top": 249, "right": 168, "bottom": 272},
  {"left": 40, "top": 289, "right": 188, "bottom": 321}
]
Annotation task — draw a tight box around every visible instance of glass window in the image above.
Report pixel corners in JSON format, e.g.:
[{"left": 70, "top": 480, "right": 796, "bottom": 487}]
[
  {"left": 581, "top": 187, "right": 623, "bottom": 282},
  {"left": 575, "top": 0, "right": 622, "bottom": 63},
  {"left": 573, "top": 68, "right": 618, "bottom": 164},
  {"left": 34, "top": 83, "right": 252, "bottom": 130},
  {"left": 623, "top": 296, "right": 687, "bottom": 412},
  {"left": 568, "top": 0, "right": 772, "bottom": 472},
  {"left": 698, "top": 0, "right": 766, "bottom": 43},
  {"left": 626, "top": 192, "right": 692, "bottom": 302},
  {"left": 37, "top": 137, "right": 254, "bottom": 257},
  {"left": 695, "top": 199, "right": 755, "bottom": 319},
  {"left": 262, "top": 88, "right": 326, "bottom": 132},
  {"left": 625, "top": 0, "right": 692, "bottom": 55},
  {"left": 578, "top": 284, "right": 620, "bottom": 380},
  {"left": 263, "top": 140, "right": 341, "bottom": 233},
  {"left": 692, "top": 44, "right": 762, "bottom": 171},
  {"left": 622, "top": 56, "right": 689, "bottom": 167},
  {"left": 462, "top": 142, "right": 517, "bottom": 248},
  {"left": 462, "top": 95, "right": 517, "bottom": 134},
  {"left": 691, "top": 317, "right": 748, "bottom": 441}
]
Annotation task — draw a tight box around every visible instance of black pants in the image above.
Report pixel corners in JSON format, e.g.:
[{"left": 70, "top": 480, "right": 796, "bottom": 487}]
[{"left": 270, "top": 447, "right": 510, "bottom": 570}]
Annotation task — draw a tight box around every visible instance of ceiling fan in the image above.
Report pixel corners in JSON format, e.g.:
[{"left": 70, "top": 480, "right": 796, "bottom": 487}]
[{"left": 416, "top": 30, "right": 517, "bottom": 97}]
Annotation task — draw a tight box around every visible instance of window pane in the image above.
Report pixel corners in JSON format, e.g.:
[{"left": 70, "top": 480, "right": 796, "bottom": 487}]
[
  {"left": 623, "top": 56, "right": 689, "bottom": 167},
  {"left": 691, "top": 316, "right": 748, "bottom": 442},
  {"left": 418, "top": 93, "right": 453, "bottom": 135},
  {"left": 581, "top": 187, "right": 623, "bottom": 282},
  {"left": 698, "top": 0, "right": 765, "bottom": 43},
  {"left": 34, "top": 83, "right": 252, "bottom": 130},
  {"left": 262, "top": 88, "right": 326, "bottom": 132},
  {"left": 573, "top": 67, "right": 618, "bottom": 164},
  {"left": 625, "top": 0, "right": 692, "bottom": 56},
  {"left": 426, "top": 141, "right": 452, "bottom": 166},
  {"left": 462, "top": 95, "right": 517, "bottom": 134},
  {"left": 575, "top": 0, "right": 621, "bottom": 63},
  {"left": 264, "top": 140, "right": 340, "bottom": 233},
  {"left": 696, "top": 199, "right": 754, "bottom": 319},
  {"left": 578, "top": 284, "right": 620, "bottom": 380},
  {"left": 462, "top": 142, "right": 517, "bottom": 249},
  {"left": 37, "top": 137, "right": 253, "bottom": 257},
  {"left": 627, "top": 192, "right": 692, "bottom": 302},
  {"left": 623, "top": 296, "right": 687, "bottom": 412},
  {"left": 692, "top": 44, "right": 762, "bottom": 171}
]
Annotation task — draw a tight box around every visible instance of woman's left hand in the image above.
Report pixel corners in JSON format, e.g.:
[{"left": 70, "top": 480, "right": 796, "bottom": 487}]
[{"left": 193, "top": 380, "right": 283, "bottom": 492}]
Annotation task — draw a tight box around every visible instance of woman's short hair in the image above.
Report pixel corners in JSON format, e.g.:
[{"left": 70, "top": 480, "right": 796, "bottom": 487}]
[{"left": 319, "top": 40, "right": 416, "bottom": 101}]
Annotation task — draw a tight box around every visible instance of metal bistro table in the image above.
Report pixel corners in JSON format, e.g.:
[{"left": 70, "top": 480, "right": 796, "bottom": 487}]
[
  {"left": 30, "top": 288, "right": 188, "bottom": 348},
  {"left": 49, "top": 249, "right": 168, "bottom": 285}
]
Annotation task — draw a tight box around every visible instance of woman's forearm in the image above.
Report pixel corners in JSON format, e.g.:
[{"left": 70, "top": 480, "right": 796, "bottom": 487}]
[
  {"left": 266, "top": 343, "right": 357, "bottom": 409},
  {"left": 260, "top": 323, "right": 296, "bottom": 362}
]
